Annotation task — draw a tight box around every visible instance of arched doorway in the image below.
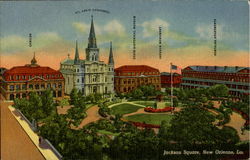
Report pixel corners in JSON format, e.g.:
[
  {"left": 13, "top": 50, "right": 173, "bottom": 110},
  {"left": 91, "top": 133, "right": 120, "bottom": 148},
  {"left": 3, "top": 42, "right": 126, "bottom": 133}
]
[
  {"left": 16, "top": 94, "right": 20, "bottom": 98},
  {"left": 53, "top": 91, "right": 57, "bottom": 97},
  {"left": 93, "top": 86, "right": 97, "bottom": 93},
  {"left": 10, "top": 94, "right": 14, "bottom": 100},
  {"left": 58, "top": 91, "right": 62, "bottom": 97},
  {"left": 22, "top": 93, "right": 27, "bottom": 98}
]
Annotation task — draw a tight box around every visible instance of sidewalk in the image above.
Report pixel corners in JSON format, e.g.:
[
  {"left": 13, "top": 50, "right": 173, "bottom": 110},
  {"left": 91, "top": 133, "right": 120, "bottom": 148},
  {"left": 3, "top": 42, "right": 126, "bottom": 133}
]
[{"left": 8, "top": 106, "right": 60, "bottom": 160}]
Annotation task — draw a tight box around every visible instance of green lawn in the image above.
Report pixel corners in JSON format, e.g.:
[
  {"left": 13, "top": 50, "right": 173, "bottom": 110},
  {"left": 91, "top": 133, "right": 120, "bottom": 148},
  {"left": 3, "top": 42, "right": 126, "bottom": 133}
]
[
  {"left": 132, "top": 101, "right": 155, "bottom": 106},
  {"left": 125, "top": 114, "right": 173, "bottom": 125},
  {"left": 111, "top": 103, "right": 143, "bottom": 115},
  {"left": 98, "top": 130, "right": 120, "bottom": 136}
]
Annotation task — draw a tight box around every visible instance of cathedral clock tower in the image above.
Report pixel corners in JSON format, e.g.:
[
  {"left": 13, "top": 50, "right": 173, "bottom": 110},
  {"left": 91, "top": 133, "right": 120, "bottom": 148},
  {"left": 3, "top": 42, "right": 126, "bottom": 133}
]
[{"left": 85, "top": 15, "right": 100, "bottom": 61}]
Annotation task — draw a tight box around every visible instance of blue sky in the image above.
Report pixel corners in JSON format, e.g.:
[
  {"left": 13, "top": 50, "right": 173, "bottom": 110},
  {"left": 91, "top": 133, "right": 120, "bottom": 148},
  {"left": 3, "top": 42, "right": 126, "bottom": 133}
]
[{"left": 0, "top": 0, "right": 249, "bottom": 70}]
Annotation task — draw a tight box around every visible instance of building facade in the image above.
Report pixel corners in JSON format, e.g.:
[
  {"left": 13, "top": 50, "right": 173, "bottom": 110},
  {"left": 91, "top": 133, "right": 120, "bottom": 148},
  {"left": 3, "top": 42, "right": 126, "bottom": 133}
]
[
  {"left": 181, "top": 66, "right": 250, "bottom": 98},
  {"left": 160, "top": 72, "right": 182, "bottom": 88},
  {"left": 60, "top": 16, "right": 114, "bottom": 96},
  {"left": 114, "top": 65, "right": 161, "bottom": 93},
  {"left": 1, "top": 55, "right": 65, "bottom": 100}
]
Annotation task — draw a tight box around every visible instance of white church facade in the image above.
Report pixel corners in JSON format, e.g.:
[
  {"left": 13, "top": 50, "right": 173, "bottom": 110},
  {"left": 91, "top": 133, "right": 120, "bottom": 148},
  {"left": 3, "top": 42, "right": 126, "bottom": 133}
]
[{"left": 60, "top": 16, "right": 114, "bottom": 96}]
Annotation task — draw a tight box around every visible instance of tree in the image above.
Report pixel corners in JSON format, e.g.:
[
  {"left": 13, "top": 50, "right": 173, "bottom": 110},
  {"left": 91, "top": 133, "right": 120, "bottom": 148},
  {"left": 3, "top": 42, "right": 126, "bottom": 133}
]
[
  {"left": 41, "top": 89, "right": 55, "bottom": 115},
  {"left": 158, "top": 120, "right": 170, "bottom": 139},
  {"left": 173, "top": 97, "right": 178, "bottom": 107},
  {"left": 130, "top": 88, "right": 143, "bottom": 100},
  {"left": 70, "top": 88, "right": 79, "bottom": 105},
  {"left": 167, "top": 106, "right": 236, "bottom": 145},
  {"left": 208, "top": 84, "right": 229, "bottom": 98}
]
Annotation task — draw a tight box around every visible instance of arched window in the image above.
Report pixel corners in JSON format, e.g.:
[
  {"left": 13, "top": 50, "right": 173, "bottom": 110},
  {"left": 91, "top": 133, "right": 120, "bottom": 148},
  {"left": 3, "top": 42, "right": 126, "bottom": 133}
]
[
  {"left": 16, "top": 85, "right": 20, "bottom": 90},
  {"left": 10, "top": 85, "right": 14, "bottom": 91},
  {"left": 35, "top": 84, "right": 39, "bottom": 90},
  {"left": 58, "top": 83, "right": 62, "bottom": 88},
  {"left": 53, "top": 83, "right": 57, "bottom": 88}
]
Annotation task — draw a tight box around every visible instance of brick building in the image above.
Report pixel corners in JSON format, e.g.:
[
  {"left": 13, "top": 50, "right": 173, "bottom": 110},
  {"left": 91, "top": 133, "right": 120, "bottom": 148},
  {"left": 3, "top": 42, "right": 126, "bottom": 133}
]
[
  {"left": 181, "top": 66, "right": 250, "bottom": 98},
  {"left": 160, "top": 72, "right": 182, "bottom": 88},
  {"left": 0, "top": 54, "right": 65, "bottom": 100},
  {"left": 114, "top": 65, "right": 161, "bottom": 93}
]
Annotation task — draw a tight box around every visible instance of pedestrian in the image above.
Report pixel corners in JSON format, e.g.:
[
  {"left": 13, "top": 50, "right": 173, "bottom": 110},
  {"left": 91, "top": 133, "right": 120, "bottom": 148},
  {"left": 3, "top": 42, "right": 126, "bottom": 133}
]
[{"left": 39, "top": 136, "right": 42, "bottom": 144}]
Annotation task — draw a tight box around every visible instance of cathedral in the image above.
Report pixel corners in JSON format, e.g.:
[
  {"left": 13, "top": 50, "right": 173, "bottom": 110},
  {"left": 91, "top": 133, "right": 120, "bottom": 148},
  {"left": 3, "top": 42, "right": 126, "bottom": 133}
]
[{"left": 60, "top": 16, "right": 114, "bottom": 96}]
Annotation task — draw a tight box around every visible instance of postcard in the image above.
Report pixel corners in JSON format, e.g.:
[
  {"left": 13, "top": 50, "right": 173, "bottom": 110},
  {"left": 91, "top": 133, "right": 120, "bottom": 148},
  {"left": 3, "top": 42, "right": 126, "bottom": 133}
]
[{"left": 0, "top": 0, "right": 249, "bottom": 160}]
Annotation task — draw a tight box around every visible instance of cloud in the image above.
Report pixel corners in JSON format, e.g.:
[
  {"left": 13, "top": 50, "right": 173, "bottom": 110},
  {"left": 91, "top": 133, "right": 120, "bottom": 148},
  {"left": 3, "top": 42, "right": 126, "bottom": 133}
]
[
  {"left": 72, "top": 19, "right": 125, "bottom": 37},
  {"left": 72, "top": 22, "right": 89, "bottom": 33},
  {"left": 0, "top": 35, "right": 29, "bottom": 53},
  {"left": 0, "top": 32, "right": 70, "bottom": 55},
  {"left": 195, "top": 23, "right": 224, "bottom": 40},
  {"left": 103, "top": 20, "right": 126, "bottom": 36},
  {"left": 141, "top": 18, "right": 169, "bottom": 38}
]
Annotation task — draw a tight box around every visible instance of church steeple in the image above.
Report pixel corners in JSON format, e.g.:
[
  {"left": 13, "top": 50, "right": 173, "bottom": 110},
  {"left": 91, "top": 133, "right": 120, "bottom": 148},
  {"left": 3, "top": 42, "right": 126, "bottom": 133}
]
[
  {"left": 108, "top": 42, "right": 114, "bottom": 65},
  {"left": 87, "top": 15, "right": 97, "bottom": 48},
  {"left": 86, "top": 15, "right": 99, "bottom": 62},
  {"left": 74, "top": 40, "right": 80, "bottom": 64}
]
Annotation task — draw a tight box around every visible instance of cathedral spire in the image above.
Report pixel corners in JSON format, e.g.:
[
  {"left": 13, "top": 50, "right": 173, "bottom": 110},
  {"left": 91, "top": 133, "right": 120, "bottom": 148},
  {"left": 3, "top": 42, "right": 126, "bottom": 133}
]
[
  {"left": 108, "top": 41, "right": 114, "bottom": 65},
  {"left": 87, "top": 15, "right": 97, "bottom": 48},
  {"left": 74, "top": 40, "right": 80, "bottom": 64}
]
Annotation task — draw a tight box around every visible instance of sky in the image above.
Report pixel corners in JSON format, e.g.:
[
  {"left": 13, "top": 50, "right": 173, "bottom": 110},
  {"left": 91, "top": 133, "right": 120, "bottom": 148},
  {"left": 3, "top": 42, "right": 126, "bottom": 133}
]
[{"left": 0, "top": 0, "right": 249, "bottom": 72}]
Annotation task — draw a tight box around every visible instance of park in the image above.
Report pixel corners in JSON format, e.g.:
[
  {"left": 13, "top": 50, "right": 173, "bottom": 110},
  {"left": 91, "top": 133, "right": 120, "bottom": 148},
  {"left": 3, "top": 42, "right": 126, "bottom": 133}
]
[{"left": 12, "top": 84, "right": 249, "bottom": 160}]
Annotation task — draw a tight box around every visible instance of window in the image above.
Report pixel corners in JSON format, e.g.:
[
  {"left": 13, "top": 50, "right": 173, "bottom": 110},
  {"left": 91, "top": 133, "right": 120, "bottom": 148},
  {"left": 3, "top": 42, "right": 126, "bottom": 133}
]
[
  {"left": 47, "top": 83, "right": 51, "bottom": 88},
  {"left": 35, "top": 84, "right": 39, "bottom": 90},
  {"left": 53, "top": 83, "right": 57, "bottom": 88},
  {"left": 29, "top": 75, "right": 32, "bottom": 79},
  {"left": 77, "top": 79, "right": 79, "bottom": 83},
  {"left": 16, "top": 85, "right": 20, "bottom": 90},
  {"left": 22, "top": 84, "right": 26, "bottom": 90},
  {"left": 41, "top": 84, "right": 45, "bottom": 89},
  {"left": 29, "top": 84, "right": 33, "bottom": 89},
  {"left": 22, "top": 75, "right": 26, "bottom": 79},
  {"left": 82, "top": 77, "right": 84, "bottom": 83},
  {"left": 16, "top": 75, "right": 20, "bottom": 80},
  {"left": 10, "top": 85, "right": 14, "bottom": 91},
  {"left": 58, "top": 83, "right": 62, "bottom": 88}
]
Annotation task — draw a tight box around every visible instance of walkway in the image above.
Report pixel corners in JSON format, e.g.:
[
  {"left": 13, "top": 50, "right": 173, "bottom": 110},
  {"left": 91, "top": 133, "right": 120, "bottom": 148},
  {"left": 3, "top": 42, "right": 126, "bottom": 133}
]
[
  {"left": 1, "top": 100, "right": 45, "bottom": 160},
  {"left": 9, "top": 106, "right": 60, "bottom": 160},
  {"left": 77, "top": 106, "right": 102, "bottom": 129},
  {"left": 226, "top": 112, "right": 250, "bottom": 141}
]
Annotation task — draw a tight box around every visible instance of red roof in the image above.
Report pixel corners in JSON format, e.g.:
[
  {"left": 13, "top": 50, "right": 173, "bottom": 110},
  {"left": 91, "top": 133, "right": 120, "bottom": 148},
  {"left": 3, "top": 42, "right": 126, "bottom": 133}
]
[
  {"left": 4, "top": 66, "right": 58, "bottom": 74},
  {"left": 115, "top": 65, "right": 159, "bottom": 72},
  {"left": 3, "top": 65, "right": 64, "bottom": 81}
]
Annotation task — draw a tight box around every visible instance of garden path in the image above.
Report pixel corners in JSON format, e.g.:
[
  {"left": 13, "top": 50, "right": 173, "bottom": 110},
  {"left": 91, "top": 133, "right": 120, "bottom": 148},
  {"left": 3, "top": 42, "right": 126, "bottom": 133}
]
[
  {"left": 77, "top": 106, "right": 102, "bottom": 129},
  {"left": 226, "top": 112, "right": 249, "bottom": 141}
]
